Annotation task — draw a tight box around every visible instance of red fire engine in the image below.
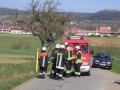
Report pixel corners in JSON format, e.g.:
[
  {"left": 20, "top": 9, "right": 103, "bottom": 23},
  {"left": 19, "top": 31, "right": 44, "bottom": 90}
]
[{"left": 62, "top": 36, "right": 93, "bottom": 76}]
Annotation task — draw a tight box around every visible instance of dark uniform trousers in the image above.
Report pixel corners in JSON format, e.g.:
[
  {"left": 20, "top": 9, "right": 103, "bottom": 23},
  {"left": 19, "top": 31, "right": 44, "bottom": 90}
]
[
  {"left": 50, "top": 62, "right": 56, "bottom": 78},
  {"left": 50, "top": 49, "right": 59, "bottom": 79},
  {"left": 56, "top": 69, "right": 64, "bottom": 79},
  {"left": 75, "top": 50, "right": 82, "bottom": 76},
  {"left": 66, "top": 60, "right": 72, "bottom": 76},
  {"left": 75, "top": 63, "right": 82, "bottom": 76},
  {"left": 39, "top": 66, "right": 46, "bottom": 76},
  {"left": 65, "top": 48, "right": 73, "bottom": 77}
]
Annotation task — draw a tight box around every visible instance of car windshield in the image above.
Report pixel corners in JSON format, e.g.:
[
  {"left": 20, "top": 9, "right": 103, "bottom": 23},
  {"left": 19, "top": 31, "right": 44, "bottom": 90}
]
[
  {"left": 95, "top": 53, "right": 111, "bottom": 59},
  {"left": 70, "top": 43, "right": 88, "bottom": 54}
]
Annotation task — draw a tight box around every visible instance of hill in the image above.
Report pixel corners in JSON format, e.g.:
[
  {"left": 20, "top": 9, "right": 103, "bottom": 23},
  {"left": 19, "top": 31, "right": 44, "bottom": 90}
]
[
  {"left": 0, "top": 7, "right": 25, "bottom": 15},
  {"left": 87, "top": 9, "right": 120, "bottom": 20},
  {"left": 62, "top": 9, "right": 120, "bottom": 21},
  {"left": 1, "top": 7, "right": 120, "bottom": 21},
  {"left": 70, "top": 12, "right": 93, "bottom": 21}
]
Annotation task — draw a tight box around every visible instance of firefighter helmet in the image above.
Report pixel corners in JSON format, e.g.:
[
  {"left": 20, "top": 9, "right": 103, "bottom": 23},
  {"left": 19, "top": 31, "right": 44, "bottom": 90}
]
[
  {"left": 59, "top": 45, "right": 65, "bottom": 49},
  {"left": 75, "top": 46, "right": 81, "bottom": 49},
  {"left": 62, "top": 45, "right": 65, "bottom": 49},
  {"left": 55, "top": 44, "right": 60, "bottom": 48},
  {"left": 42, "top": 47, "right": 47, "bottom": 51},
  {"left": 64, "top": 42, "right": 68, "bottom": 46}
]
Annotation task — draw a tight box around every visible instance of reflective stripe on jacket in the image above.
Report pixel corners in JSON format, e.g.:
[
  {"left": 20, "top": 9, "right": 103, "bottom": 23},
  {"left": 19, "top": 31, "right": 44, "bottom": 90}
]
[
  {"left": 66, "top": 46, "right": 73, "bottom": 60},
  {"left": 56, "top": 49, "right": 66, "bottom": 69},
  {"left": 75, "top": 50, "right": 82, "bottom": 63},
  {"left": 56, "top": 53, "right": 64, "bottom": 69}
]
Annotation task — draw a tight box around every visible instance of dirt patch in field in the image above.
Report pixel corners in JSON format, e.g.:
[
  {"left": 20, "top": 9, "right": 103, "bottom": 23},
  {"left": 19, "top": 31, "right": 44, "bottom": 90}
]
[
  {"left": 0, "top": 60, "right": 28, "bottom": 64},
  {"left": 86, "top": 37, "right": 120, "bottom": 47},
  {"left": 0, "top": 54, "right": 34, "bottom": 64}
]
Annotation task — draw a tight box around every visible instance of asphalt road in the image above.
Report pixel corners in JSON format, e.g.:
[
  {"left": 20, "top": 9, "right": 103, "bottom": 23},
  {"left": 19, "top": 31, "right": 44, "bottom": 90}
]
[{"left": 14, "top": 67, "right": 106, "bottom": 90}]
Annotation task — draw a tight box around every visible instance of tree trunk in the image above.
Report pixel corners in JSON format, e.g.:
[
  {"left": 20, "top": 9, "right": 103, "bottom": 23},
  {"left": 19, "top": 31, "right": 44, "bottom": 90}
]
[{"left": 38, "top": 36, "right": 44, "bottom": 51}]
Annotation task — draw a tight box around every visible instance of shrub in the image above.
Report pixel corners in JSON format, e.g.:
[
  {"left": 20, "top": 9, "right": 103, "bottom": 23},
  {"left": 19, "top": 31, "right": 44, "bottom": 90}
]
[
  {"left": 11, "top": 40, "right": 31, "bottom": 50},
  {"left": 25, "top": 41, "right": 31, "bottom": 50},
  {"left": 91, "top": 46, "right": 120, "bottom": 56},
  {"left": 11, "top": 40, "right": 23, "bottom": 49}
]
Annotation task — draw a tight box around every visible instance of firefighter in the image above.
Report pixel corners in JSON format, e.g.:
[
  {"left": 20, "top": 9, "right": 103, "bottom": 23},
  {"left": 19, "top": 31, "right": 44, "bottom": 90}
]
[
  {"left": 75, "top": 45, "right": 82, "bottom": 77},
  {"left": 50, "top": 44, "right": 60, "bottom": 79},
  {"left": 55, "top": 45, "right": 66, "bottom": 80},
  {"left": 64, "top": 42, "right": 73, "bottom": 78},
  {"left": 38, "top": 47, "right": 49, "bottom": 79}
]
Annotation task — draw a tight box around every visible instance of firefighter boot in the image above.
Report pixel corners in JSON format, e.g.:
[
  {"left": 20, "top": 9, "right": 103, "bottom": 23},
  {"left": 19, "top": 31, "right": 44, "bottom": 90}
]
[
  {"left": 42, "top": 72, "right": 46, "bottom": 79},
  {"left": 41, "top": 74, "right": 45, "bottom": 79},
  {"left": 50, "top": 71, "right": 54, "bottom": 79},
  {"left": 37, "top": 75, "right": 42, "bottom": 78},
  {"left": 66, "top": 73, "right": 70, "bottom": 78},
  {"left": 55, "top": 75, "right": 59, "bottom": 80},
  {"left": 69, "top": 73, "right": 72, "bottom": 77}
]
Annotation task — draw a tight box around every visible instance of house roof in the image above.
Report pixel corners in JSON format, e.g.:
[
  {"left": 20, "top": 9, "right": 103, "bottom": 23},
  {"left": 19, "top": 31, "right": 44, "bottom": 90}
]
[
  {"left": 10, "top": 26, "right": 22, "bottom": 30},
  {"left": 71, "top": 28, "right": 79, "bottom": 32},
  {"left": 117, "top": 28, "right": 120, "bottom": 30},
  {"left": 0, "top": 26, "right": 24, "bottom": 30},
  {"left": 100, "top": 26, "right": 111, "bottom": 31},
  {"left": 0, "top": 26, "right": 10, "bottom": 29}
]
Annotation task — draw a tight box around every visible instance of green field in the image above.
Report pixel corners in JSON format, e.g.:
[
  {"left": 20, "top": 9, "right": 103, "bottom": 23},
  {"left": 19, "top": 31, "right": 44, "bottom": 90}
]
[
  {"left": 0, "top": 33, "right": 55, "bottom": 90},
  {"left": 0, "top": 33, "right": 120, "bottom": 90},
  {"left": 0, "top": 34, "right": 40, "bottom": 55}
]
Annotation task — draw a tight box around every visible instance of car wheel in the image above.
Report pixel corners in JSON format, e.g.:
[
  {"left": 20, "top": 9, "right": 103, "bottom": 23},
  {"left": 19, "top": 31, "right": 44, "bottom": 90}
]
[
  {"left": 108, "top": 64, "right": 112, "bottom": 70},
  {"left": 109, "top": 66, "right": 112, "bottom": 70},
  {"left": 92, "top": 64, "right": 95, "bottom": 68}
]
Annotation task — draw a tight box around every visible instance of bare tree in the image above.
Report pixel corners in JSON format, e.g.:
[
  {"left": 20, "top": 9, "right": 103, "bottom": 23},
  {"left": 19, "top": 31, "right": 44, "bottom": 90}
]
[{"left": 16, "top": 0, "right": 71, "bottom": 51}]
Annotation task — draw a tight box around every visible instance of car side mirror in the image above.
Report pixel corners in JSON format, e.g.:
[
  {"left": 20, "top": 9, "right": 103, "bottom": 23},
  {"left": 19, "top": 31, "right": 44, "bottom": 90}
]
[{"left": 90, "top": 50, "right": 94, "bottom": 54}]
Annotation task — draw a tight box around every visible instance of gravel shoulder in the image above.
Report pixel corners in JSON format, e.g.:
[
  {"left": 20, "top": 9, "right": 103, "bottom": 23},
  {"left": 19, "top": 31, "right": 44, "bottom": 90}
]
[{"left": 102, "top": 70, "right": 120, "bottom": 90}]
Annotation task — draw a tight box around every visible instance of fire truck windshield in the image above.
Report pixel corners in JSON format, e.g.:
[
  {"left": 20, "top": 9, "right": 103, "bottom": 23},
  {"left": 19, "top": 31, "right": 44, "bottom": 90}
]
[
  {"left": 69, "top": 43, "right": 88, "bottom": 54},
  {"left": 81, "top": 44, "right": 88, "bottom": 54}
]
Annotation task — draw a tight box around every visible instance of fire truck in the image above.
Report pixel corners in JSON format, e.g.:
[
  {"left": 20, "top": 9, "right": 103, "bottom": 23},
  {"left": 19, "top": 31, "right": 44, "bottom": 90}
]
[{"left": 62, "top": 36, "right": 93, "bottom": 76}]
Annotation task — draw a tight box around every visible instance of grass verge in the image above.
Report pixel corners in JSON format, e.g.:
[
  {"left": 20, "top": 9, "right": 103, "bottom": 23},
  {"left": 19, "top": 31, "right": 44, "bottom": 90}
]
[
  {"left": 0, "top": 56, "right": 36, "bottom": 90},
  {"left": 0, "top": 33, "right": 58, "bottom": 90},
  {"left": 0, "top": 54, "right": 52, "bottom": 90},
  {"left": 111, "top": 56, "right": 120, "bottom": 74},
  {"left": 91, "top": 46, "right": 120, "bottom": 74}
]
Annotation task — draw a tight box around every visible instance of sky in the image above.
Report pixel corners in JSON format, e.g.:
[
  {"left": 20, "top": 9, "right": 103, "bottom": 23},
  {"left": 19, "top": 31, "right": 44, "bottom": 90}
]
[{"left": 0, "top": 0, "right": 120, "bottom": 13}]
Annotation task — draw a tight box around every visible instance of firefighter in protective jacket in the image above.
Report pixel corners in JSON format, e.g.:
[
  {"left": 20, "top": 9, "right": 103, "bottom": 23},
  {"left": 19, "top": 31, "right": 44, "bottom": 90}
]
[
  {"left": 75, "top": 45, "right": 82, "bottom": 77},
  {"left": 64, "top": 42, "right": 73, "bottom": 77},
  {"left": 38, "top": 47, "right": 49, "bottom": 79},
  {"left": 50, "top": 44, "right": 60, "bottom": 79},
  {"left": 55, "top": 45, "right": 67, "bottom": 80}
]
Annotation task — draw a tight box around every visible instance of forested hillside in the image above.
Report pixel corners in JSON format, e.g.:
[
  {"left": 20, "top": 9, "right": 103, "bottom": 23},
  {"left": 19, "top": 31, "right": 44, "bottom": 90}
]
[
  {"left": 0, "top": 7, "right": 25, "bottom": 15},
  {"left": 87, "top": 9, "right": 120, "bottom": 20},
  {"left": 0, "top": 7, "right": 120, "bottom": 21}
]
